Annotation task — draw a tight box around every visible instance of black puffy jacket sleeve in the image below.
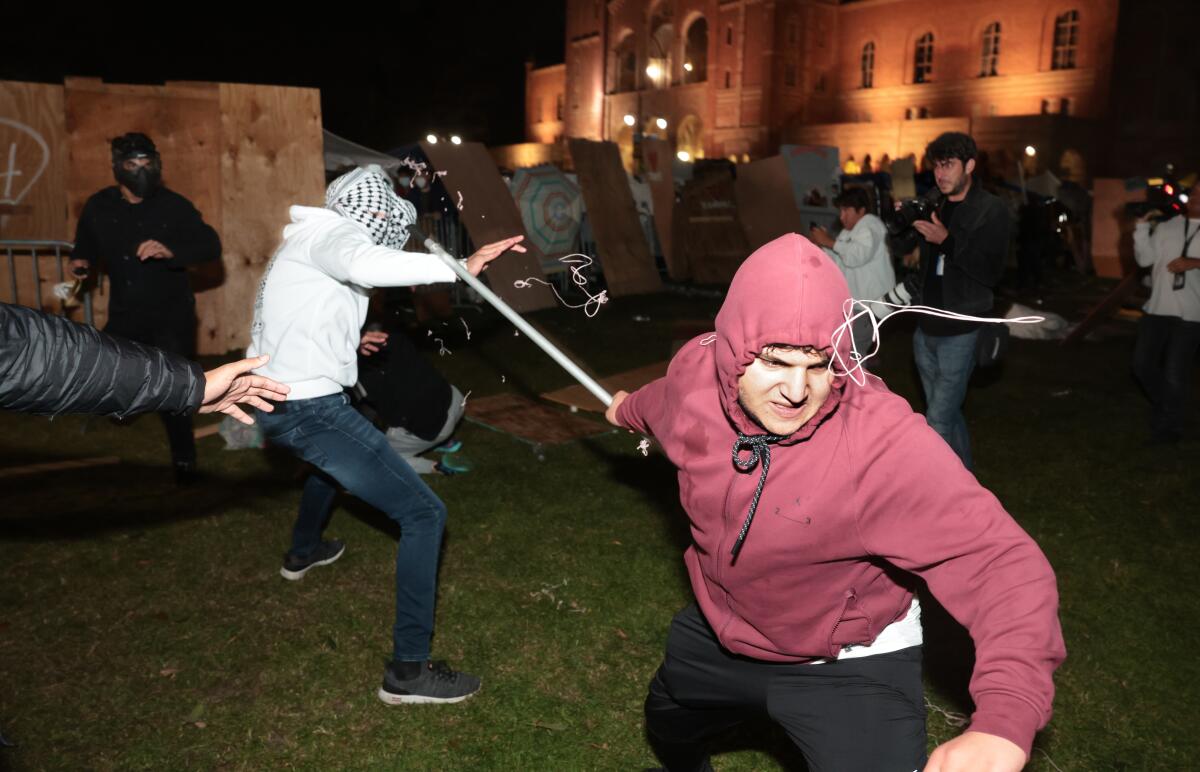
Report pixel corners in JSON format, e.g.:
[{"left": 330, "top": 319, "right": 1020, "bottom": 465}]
[{"left": 0, "top": 303, "right": 204, "bottom": 418}]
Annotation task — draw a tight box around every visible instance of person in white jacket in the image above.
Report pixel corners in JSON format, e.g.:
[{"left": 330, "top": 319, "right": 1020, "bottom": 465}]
[
  {"left": 809, "top": 186, "right": 896, "bottom": 354},
  {"left": 248, "top": 165, "right": 525, "bottom": 704},
  {"left": 1131, "top": 178, "right": 1200, "bottom": 444}
]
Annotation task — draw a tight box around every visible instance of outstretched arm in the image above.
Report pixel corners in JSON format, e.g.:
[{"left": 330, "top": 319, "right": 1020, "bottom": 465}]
[{"left": 200, "top": 354, "right": 290, "bottom": 425}]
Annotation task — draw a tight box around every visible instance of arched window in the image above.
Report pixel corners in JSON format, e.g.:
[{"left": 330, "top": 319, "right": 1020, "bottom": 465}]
[
  {"left": 861, "top": 42, "right": 875, "bottom": 88},
  {"left": 648, "top": 4, "right": 674, "bottom": 88},
  {"left": 614, "top": 33, "right": 638, "bottom": 93},
  {"left": 683, "top": 17, "right": 708, "bottom": 84},
  {"left": 980, "top": 22, "right": 1000, "bottom": 77},
  {"left": 676, "top": 115, "right": 704, "bottom": 161},
  {"left": 913, "top": 33, "right": 934, "bottom": 83},
  {"left": 1052, "top": 10, "right": 1079, "bottom": 70}
]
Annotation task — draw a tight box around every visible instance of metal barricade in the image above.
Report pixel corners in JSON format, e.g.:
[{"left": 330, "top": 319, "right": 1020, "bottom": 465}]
[{"left": 0, "top": 240, "right": 92, "bottom": 325}]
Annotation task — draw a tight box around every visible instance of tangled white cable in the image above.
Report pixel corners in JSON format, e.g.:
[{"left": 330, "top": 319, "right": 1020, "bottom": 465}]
[
  {"left": 830, "top": 298, "right": 1045, "bottom": 386},
  {"left": 513, "top": 253, "right": 609, "bottom": 318}
]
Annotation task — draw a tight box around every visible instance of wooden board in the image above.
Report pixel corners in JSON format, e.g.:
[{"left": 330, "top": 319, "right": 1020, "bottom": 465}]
[
  {"left": 464, "top": 392, "right": 607, "bottom": 445},
  {"left": 677, "top": 167, "right": 750, "bottom": 286},
  {"left": 567, "top": 138, "right": 662, "bottom": 296},
  {"left": 0, "top": 81, "right": 71, "bottom": 313},
  {"left": 420, "top": 141, "right": 555, "bottom": 312},
  {"left": 541, "top": 360, "right": 670, "bottom": 413},
  {"left": 735, "top": 155, "right": 802, "bottom": 251},
  {"left": 642, "top": 138, "right": 683, "bottom": 279},
  {"left": 1091, "top": 178, "right": 1142, "bottom": 279},
  {"left": 215, "top": 83, "right": 324, "bottom": 353},
  {"left": 64, "top": 78, "right": 224, "bottom": 332}
]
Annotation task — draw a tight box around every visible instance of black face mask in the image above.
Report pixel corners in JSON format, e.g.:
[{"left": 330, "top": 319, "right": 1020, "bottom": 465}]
[{"left": 113, "top": 163, "right": 161, "bottom": 198}]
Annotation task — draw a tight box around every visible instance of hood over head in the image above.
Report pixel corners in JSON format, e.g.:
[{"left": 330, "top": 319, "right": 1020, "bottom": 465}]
[{"left": 713, "top": 233, "right": 854, "bottom": 443}]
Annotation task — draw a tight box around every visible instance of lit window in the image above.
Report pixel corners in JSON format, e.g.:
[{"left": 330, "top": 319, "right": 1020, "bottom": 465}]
[
  {"left": 861, "top": 42, "right": 875, "bottom": 88},
  {"left": 684, "top": 17, "right": 708, "bottom": 84},
  {"left": 980, "top": 22, "right": 1000, "bottom": 77},
  {"left": 1052, "top": 10, "right": 1079, "bottom": 70},
  {"left": 914, "top": 33, "right": 934, "bottom": 84}
]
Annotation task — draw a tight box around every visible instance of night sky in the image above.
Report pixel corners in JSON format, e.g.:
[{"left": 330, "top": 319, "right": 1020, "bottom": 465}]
[{"left": 6, "top": 5, "right": 566, "bottom": 151}]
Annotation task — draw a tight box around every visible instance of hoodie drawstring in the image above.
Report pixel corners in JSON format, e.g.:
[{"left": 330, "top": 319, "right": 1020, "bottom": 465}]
[{"left": 730, "top": 432, "right": 785, "bottom": 560}]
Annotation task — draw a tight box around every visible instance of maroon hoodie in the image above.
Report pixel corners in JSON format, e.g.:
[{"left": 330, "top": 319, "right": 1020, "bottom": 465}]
[{"left": 616, "top": 234, "right": 1065, "bottom": 755}]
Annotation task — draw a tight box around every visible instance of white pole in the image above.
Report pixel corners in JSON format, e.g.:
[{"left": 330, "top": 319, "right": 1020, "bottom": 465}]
[{"left": 423, "top": 236, "right": 614, "bottom": 407}]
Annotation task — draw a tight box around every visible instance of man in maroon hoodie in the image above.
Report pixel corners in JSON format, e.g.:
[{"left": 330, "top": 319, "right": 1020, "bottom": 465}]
[{"left": 606, "top": 234, "right": 1064, "bottom": 771}]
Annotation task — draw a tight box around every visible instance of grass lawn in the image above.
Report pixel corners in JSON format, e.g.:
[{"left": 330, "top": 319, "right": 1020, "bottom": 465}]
[{"left": 1, "top": 278, "right": 1197, "bottom": 770}]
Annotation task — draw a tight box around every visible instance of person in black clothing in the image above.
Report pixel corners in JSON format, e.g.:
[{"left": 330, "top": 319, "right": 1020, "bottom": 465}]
[
  {"left": 354, "top": 323, "right": 468, "bottom": 475},
  {"left": 0, "top": 302, "right": 287, "bottom": 423},
  {"left": 69, "top": 132, "right": 222, "bottom": 482},
  {"left": 899, "top": 132, "right": 1009, "bottom": 470}
]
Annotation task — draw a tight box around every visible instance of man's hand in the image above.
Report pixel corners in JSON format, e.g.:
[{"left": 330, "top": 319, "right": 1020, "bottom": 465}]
[
  {"left": 136, "top": 239, "right": 174, "bottom": 261},
  {"left": 605, "top": 390, "right": 629, "bottom": 427},
  {"left": 808, "top": 225, "right": 835, "bottom": 249},
  {"left": 924, "top": 731, "right": 1026, "bottom": 772},
  {"left": 1167, "top": 256, "right": 1200, "bottom": 274},
  {"left": 464, "top": 235, "right": 526, "bottom": 276},
  {"left": 913, "top": 211, "right": 949, "bottom": 245},
  {"left": 69, "top": 258, "right": 90, "bottom": 278},
  {"left": 200, "top": 354, "right": 290, "bottom": 425},
  {"left": 360, "top": 330, "right": 389, "bottom": 356}
]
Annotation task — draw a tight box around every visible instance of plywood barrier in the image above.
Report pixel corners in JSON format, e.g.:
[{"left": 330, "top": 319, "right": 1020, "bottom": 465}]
[
  {"left": 736, "top": 156, "right": 802, "bottom": 251},
  {"left": 2, "top": 77, "right": 324, "bottom": 352},
  {"left": 421, "top": 140, "right": 555, "bottom": 312},
  {"left": 215, "top": 83, "right": 325, "bottom": 353},
  {"left": 677, "top": 167, "right": 749, "bottom": 286},
  {"left": 642, "top": 137, "right": 683, "bottom": 280},
  {"left": 1091, "top": 178, "right": 1142, "bottom": 279},
  {"left": 567, "top": 138, "right": 662, "bottom": 296},
  {"left": 0, "top": 81, "right": 70, "bottom": 312}
]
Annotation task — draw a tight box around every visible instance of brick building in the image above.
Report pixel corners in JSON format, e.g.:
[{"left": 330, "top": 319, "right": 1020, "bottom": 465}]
[{"left": 525, "top": 0, "right": 1198, "bottom": 179}]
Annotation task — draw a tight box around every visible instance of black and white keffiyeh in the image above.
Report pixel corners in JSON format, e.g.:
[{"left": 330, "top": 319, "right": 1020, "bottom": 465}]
[{"left": 325, "top": 165, "right": 418, "bottom": 249}]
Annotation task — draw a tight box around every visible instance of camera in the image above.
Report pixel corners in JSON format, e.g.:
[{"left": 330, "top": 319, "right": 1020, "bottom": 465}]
[
  {"left": 1125, "top": 177, "right": 1188, "bottom": 222},
  {"left": 886, "top": 198, "right": 935, "bottom": 235}
]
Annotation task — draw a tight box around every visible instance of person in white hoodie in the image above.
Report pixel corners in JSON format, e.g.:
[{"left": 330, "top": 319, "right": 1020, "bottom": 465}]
[
  {"left": 809, "top": 186, "right": 896, "bottom": 354},
  {"left": 248, "top": 165, "right": 525, "bottom": 704}
]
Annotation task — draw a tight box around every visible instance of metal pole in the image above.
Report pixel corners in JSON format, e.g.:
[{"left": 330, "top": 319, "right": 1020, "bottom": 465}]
[
  {"left": 31, "top": 246, "right": 41, "bottom": 311},
  {"left": 6, "top": 247, "right": 15, "bottom": 304},
  {"left": 418, "top": 230, "right": 613, "bottom": 407}
]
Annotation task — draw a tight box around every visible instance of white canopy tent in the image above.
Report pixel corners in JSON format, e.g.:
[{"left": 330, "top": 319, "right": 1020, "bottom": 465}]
[{"left": 323, "top": 130, "right": 402, "bottom": 177}]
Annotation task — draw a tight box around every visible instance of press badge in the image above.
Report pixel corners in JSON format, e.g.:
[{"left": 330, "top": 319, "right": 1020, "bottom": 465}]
[{"left": 936, "top": 254, "right": 946, "bottom": 276}]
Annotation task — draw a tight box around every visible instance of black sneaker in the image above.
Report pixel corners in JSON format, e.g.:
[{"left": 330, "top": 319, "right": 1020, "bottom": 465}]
[
  {"left": 377, "top": 660, "right": 481, "bottom": 705},
  {"left": 279, "top": 540, "right": 345, "bottom": 581}
]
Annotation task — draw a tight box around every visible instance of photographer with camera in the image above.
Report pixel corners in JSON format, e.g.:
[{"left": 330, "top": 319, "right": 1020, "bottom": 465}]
[
  {"left": 891, "top": 132, "right": 1009, "bottom": 470},
  {"left": 1131, "top": 177, "right": 1200, "bottom": 445}
]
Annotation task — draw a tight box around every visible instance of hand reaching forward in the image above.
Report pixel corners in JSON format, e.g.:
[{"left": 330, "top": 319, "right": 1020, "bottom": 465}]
[
  {"left": 200, "top": 354, "right": 290, "bottom": 425},
  {"left": 464, "top": 235, "right": 526, "bottom": 276}
]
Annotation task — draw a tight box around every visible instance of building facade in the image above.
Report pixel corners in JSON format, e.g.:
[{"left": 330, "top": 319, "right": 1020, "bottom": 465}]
[{"left": 526, "top": 0, "right": 1197, "bottom": 179}]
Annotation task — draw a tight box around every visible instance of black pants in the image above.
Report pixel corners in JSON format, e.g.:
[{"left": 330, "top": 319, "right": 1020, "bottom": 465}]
[
  {"left": 106, "top": 307, "right": 197, "bottom": 465},
  {"left": 645, "top": 604, "right": 926, "bottom": 772},
  {"left": 1132, "top": 313, "right": 1200, "bottom": 441}
]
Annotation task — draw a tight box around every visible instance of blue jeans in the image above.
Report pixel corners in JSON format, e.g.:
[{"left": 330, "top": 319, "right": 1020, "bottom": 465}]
[
  {"left": 257, "top": 393, "right": 447, "bottom": 662},
  {"left": 913, "top": 328, "right": 980, "bottom": 469},
  {"left": 1132, "top": 313, "right": 1200, "bottom": 440}
]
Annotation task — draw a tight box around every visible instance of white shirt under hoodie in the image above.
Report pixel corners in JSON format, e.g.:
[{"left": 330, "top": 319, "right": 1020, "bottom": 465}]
[{"left": 247, "top": 206, "right": 458, "bottom": 399}]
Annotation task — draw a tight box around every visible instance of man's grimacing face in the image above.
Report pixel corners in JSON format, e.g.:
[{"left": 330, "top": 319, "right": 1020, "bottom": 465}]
[{"left": 737, "top": 346, "right": 835, "bottom": 436}]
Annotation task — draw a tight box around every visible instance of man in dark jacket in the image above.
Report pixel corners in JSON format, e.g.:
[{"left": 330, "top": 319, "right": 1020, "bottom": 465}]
[
  {"left": 904, "top": 132, "right": 1009, "bottom": 470},
  {"left": 69, "top": 132, "right": 222, "bottom": 481},
  {"left": 1, "top": 302, "right": 287, "bottom": 423}
]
